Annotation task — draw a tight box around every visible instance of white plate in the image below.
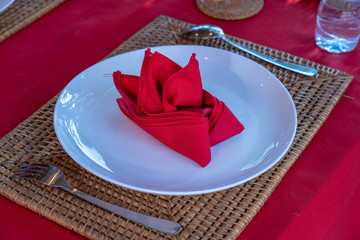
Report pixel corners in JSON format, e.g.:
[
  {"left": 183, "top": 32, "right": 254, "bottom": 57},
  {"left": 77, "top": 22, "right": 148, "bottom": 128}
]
[
  {"left": 54, "top": 45, "right": 297, "bottom": 195},
  {"left": 0, "top": 0, "right": 15, "bottom": 14}
]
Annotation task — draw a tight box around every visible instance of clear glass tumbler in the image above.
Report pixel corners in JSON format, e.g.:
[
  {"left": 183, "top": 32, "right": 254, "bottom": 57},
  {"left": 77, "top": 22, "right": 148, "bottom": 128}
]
[{"left": 315, "top": 0, "right": 360, "bottom": 53}]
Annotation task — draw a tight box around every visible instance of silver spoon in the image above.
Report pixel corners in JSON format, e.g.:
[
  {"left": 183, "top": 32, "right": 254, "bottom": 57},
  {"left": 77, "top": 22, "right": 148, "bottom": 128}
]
[{"left": 181, "top": 25, "right": 317, "bottom": 77}]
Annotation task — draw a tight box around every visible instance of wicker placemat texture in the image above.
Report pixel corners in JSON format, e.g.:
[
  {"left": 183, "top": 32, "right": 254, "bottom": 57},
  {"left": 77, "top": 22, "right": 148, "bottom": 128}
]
[
  {"left": 0, "top": 0, "right": 67, "bottom": 43},
  {"left": 196, "top": 0, "right": 264, "bottom": 20},
  {"left": 0, "top": 15, "right": 353, "bottom": 240}
]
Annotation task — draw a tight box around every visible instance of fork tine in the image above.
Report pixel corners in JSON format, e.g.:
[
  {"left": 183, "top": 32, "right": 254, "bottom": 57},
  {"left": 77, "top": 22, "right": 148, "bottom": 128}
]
[
  {"left": 10, "top": 173, "right": 42, "bottom": 182},
  {"left": 10, "top": 173, "right": 38, "bottom": 179},
  {"left": 18, "top": 163, "right": 49, "bottom": 169},
  {"left": 29, "top": 163, "right": 49, "bottom": 168},
  {"left": 11, "top": 163, "right": 50, "bottom": 180},
  {"left": 14, "top": 163, "right": 48, "bottom": 172},
  {"left": 13, "top": 167, "right": 43, "bottom": 174},
  {"left": 13, "top": 169, "right": 43, "bottom": 176}
]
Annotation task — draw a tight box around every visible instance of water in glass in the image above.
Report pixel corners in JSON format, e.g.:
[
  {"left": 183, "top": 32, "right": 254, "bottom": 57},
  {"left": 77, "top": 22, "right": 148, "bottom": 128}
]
[{"left": 315, "top": 0, "right": 360, "bottom": 53}]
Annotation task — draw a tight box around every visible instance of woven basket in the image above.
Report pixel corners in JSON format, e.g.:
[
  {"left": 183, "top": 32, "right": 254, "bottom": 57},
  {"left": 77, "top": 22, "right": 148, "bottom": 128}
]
[{"left": 196, "top": 0, "right": 264, "bottom": 20}]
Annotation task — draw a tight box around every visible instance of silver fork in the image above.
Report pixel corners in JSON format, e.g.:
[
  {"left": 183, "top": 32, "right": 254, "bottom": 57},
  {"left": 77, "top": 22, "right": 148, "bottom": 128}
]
[{"left": 11, "top": 163, "right": 181, "bottom": 235}]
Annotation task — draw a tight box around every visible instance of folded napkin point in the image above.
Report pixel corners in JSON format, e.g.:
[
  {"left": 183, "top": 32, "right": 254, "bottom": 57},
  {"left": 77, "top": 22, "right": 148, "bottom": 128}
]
[{"left": 113, "top": 49, "right": 244, "bottom": 167}]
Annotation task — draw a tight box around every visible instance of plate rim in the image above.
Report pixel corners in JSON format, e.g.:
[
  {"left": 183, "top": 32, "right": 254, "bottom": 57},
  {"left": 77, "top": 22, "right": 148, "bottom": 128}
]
[
  {"left": 0, "top": 0, "right": 15, "bottom": 14},
  {"left": 54, "top": 45, "right": 297, "bottom": 195}
]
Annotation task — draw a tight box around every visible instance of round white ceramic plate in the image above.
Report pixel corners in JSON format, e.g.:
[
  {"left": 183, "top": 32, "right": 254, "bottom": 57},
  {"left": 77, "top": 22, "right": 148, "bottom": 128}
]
[
  {"left": 54, "top": 45, "right": 297, "bottom": 195},
  {"left": 0, "top": 0, "right": 15, "bottom": 14}
]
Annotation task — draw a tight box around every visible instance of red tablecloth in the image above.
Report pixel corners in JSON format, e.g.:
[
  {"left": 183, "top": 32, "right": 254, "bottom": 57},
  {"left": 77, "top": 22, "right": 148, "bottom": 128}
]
[{"left": 0, "top": 0, "right": 359, "bottom": 239}]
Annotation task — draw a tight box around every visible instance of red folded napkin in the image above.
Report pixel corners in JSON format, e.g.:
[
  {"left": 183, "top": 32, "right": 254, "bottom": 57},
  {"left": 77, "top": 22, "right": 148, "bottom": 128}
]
[{"left": 113, "top": 49, "right": 244, "bottom": 167}]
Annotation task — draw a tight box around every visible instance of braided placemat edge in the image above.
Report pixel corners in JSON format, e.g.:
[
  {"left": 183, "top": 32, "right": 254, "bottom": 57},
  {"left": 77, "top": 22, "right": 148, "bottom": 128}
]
[{"left": 0, "top": 0, "right": 67, "bottom": 43}]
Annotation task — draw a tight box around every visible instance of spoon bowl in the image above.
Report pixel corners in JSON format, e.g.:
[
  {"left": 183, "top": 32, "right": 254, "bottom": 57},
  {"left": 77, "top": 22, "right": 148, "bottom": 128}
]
[
  {"left": 182, "top": 24, "right": 225, "bottom": 40},
  {"left": 181, "top": 25, "right": 317, "bottom": 77}
]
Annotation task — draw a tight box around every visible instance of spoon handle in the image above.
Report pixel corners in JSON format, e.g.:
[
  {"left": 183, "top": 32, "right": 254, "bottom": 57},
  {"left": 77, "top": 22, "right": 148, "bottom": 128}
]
[{"left": 221, "top": 36, "right": 317, "bottom": 77}]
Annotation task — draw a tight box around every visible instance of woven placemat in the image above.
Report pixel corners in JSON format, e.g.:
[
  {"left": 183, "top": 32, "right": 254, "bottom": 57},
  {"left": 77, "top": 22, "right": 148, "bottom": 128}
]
[
  {"left": 0, "top": 0, "right": 67, "bottom": 43},
  {"left": 0, "top": 15, "right": 353, "bottom": 239},
  {"left": 196, "top": 0, "right": 264, "bottom": 20}
]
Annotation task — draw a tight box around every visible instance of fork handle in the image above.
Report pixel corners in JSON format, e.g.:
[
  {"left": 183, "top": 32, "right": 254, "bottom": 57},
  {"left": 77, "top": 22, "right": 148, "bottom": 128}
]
[{"left": 66, "top": 188, "right": 181, "bottom": 235}]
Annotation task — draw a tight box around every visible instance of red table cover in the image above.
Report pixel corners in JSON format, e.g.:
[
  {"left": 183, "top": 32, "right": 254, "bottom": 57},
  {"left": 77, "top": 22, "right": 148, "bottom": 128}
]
[{"left": 0, "top": 0, "right": 359, "bottom": 239}]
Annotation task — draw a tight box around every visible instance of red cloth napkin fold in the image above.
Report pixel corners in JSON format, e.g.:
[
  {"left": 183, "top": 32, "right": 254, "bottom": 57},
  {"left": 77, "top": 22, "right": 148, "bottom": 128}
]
[{"left": 113, "top": 49, "right": 244, "bottom": 167}]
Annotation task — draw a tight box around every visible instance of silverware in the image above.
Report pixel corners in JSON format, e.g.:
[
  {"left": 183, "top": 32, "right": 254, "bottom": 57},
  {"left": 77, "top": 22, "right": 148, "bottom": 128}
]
[
  {"left": 11, "top": 163, "right": 181, "bottom": 235},
  {"left": 181, "top": 24, "right": 318, "bottom": 77}
]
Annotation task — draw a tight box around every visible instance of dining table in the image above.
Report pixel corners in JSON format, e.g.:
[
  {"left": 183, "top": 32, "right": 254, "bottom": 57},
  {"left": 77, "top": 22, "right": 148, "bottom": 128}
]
[{"left": 0, "top": 0, "right": 359, "bottom": 239}]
